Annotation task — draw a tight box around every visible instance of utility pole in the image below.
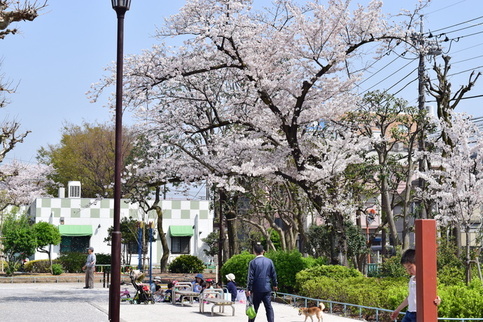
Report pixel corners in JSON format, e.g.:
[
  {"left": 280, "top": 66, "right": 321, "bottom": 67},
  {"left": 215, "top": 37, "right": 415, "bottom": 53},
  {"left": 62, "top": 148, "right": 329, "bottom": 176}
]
[{"left": 417, "top": 15, "right": 428, "bottom": 219}]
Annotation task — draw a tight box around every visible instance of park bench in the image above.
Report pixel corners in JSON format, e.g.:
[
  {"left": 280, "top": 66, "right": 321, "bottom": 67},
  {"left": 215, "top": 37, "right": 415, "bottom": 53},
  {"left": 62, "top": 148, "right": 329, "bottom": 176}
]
[
  {"left": 171, "top": 282, "right": 199, "bottom": 306},
  {"left": 199, "top": 289, "right": 235, "bottom": 316}
]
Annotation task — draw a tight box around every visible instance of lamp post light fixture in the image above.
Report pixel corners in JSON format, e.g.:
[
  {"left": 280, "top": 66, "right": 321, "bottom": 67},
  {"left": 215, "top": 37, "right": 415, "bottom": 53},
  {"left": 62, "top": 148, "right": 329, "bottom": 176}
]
[{"left": 109, "top": 1, "right": 131, "bottom": 321}]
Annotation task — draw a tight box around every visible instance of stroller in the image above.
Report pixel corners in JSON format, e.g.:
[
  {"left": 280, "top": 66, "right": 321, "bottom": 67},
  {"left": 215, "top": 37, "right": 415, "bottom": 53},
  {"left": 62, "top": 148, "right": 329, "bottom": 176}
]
[{"left": 130, "top": 270, "right": 155, "bottom": 304}]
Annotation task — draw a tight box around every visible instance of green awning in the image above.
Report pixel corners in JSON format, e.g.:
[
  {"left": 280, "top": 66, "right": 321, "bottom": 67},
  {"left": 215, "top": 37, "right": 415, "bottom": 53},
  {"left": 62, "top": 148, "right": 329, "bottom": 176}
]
[
  {"left": 59, "top": 225, "right": 93, "bottom": 237},
  {"left": 169, "top": 225, "right": 194, "bottom": 237}
]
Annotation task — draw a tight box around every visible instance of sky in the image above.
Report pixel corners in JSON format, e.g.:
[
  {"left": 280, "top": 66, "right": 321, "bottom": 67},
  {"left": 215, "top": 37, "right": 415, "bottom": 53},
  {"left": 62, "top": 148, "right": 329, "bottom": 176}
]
[{"left": 2, "top": 0, "right": 483, "bottom": 165}]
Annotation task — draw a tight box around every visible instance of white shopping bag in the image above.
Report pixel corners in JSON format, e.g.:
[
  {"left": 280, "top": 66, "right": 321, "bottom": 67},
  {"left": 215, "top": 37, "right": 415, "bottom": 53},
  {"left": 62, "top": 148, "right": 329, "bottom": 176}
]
[
  {"left": 236, "top": 290, "right": 247, "bottom": 303},
  {"left": 224, "top": 292, "right": 231, "bottom": 301}
]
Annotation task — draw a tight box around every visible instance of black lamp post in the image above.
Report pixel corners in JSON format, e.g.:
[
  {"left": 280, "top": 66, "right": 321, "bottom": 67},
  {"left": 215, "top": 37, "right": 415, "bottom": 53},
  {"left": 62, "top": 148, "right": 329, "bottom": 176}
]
[{"left": 109, "top": 1, "right": 131, "bottom": 321}]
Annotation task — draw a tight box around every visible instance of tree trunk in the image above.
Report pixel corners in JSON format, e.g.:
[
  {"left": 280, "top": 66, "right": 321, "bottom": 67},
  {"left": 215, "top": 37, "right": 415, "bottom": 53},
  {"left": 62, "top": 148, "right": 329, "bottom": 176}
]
[
  {"left": 297, "top": 218, "right": 307, "bottom": 254},
  {"left": 381, "top": 179, "right": 399, "bottom": 247},
  {"left": 401, "top": 145, "right": 416, "bottom": 250},
  {"left": 328, "top": 212, "right": 348, "bottom": 266},
  {"left": 225, "top": 210, "right": 238, "bottom": 258},
  {"left": 454, "top": 224, "right": 462, "bottom": 258},
  {"left": 155, "top": 207, "right": 170, "bottom": 273},
  {"left": 37, "top": 248, "right": 52, "bottom": 274},
  {"left": 465, "top": 229, "right": 472, "bottom": 285}
]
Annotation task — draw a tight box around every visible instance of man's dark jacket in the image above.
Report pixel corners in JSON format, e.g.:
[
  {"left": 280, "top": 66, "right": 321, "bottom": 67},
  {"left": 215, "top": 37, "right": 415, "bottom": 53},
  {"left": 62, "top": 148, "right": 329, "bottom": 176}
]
[{"left": 247, "top": 255, "right": 278, "bottom": 293}]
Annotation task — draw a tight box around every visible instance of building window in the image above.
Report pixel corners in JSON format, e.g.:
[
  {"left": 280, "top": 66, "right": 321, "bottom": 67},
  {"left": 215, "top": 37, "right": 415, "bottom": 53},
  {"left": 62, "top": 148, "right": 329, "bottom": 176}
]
[
  {"left": 60, "top": 236, "right": 90, "bottom": 253},
  {"left": 171, "top": 237, "right": 191, "bottom": 254}
]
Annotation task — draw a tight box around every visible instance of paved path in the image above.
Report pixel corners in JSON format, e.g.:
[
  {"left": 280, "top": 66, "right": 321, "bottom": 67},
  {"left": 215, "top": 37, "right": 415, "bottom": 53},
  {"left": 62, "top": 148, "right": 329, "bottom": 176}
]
[{"left": 0, "top": 283, "right": 360, "bottom": 322}]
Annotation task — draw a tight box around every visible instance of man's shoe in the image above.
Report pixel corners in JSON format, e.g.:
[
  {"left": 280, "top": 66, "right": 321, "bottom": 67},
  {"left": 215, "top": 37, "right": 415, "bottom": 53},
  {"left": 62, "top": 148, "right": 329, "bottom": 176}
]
[{"left": 83, "top": 287, "right": 89, "bottom": 289}]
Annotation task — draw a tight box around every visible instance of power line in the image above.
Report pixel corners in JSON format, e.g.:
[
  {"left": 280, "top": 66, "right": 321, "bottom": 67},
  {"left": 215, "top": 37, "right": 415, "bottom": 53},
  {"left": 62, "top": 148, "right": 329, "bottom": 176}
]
[
  {"left": 429, "top": 14, "right": 483, "bottom": 34},
  {"left": 451, "top": 42, "right": 483, "bottom": 54},
  {"left": 433, "top": 20, "right": 483, "bottom": 37},
  {"left": 426, "top": 93, "right": 483, "bottom": 103},
  {"left": 392, "top": 77, "right": 419, "bottom": 96},
  {"left": 360, "top": 58, "right": 417, "bottom": 94},
  {"left": 357, "top": 55, "right": 401, "bottom": 86},
  {"left": 385, "top": 68, "right": 418, "bottom": 93},
  {"left": 424, "top": 0, "right": 467, "bottom": 18},
  {"left": 452, "top": 55, "right": 483, "bottom": 65}
]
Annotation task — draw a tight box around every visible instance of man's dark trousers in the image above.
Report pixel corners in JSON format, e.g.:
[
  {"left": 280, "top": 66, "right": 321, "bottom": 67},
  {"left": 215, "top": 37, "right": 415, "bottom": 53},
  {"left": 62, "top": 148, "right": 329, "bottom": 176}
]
[{"left": 248, "top": 291, "right": 274, "bottom": 322}]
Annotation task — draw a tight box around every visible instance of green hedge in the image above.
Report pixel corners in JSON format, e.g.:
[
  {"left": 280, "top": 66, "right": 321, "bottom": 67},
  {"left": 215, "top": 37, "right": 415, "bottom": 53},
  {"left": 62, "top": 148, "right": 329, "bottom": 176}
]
[
  {"left": 295, "top": 264, "right": 483, "bottom": 319},
  {"left": 296, "top": 264, "right": 363, "bottom": 289},
  {"left": 220, "top": 251, "right": 254, "bottom": 286},
  {"left": 221, "top": 250, "right": 324, "bottom": 293},
  {"left": 24, "top": 259, "right": 61, "bottom": 273},
  {"left": 265, "top": 250, "right": 310, "bottom": 293},
  {"left": 57, "top": 252, "right": 86, "bottom": 273},
  {"left": 51, "top": 263, "right": 64, "bottom": 275},
  {"left": 24, "top": 260, "right": 45, "bottom": 273},
  {"left": 437, "top": 280, "right": 483, "bottom": 318},
  {"left": 168, "top": 255, "right": 205, "bottom": 273}
]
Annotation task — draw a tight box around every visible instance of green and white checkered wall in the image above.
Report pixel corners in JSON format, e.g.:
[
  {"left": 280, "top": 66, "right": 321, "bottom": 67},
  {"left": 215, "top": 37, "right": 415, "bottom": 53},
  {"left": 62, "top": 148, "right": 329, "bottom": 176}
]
[
  {"left": 30, "top": 197, "right": 214, "bottom": 263},
  {"left": 32, "top": 198, "right": 212, "bottom": 221}
]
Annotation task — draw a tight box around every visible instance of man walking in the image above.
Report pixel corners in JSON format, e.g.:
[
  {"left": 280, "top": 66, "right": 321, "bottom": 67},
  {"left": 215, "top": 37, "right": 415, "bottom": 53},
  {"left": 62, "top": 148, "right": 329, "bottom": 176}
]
[
  {"left": 82, "top": 246, "right": 96, "bottom": 289},
  {"left": 246, "top": 243, "right": 278, "bottom": 322}
]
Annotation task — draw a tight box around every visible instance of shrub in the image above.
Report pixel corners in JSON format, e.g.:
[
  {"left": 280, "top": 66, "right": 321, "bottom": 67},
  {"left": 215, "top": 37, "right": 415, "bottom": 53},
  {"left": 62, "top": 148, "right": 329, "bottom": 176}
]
[
  {"left": 221, "top": 250, "right": 323, "bottom": 292},
  {"left": 297, "top": 273, "right": 407, "bottom": 319},
  {"left": 378, "top": 255, "right": 406, "bottom": 278},
  {"left": 221, "top": 251, "right": 254, "bottom": 287},
  {"left": 51, "top": 263, "right": 64, "bottom": 275},
  {"left": 296, "top": 264, "right": 362, "bottom": 290},
  {"left": 438, "top": 265, "right": 465, "bottom": 286},
  {"left": 265, "top": 250, "right": 308, "bottom": 293},
  {"left": 57, "top": 252, "right": 86, "bottom": 273},
  {"left": 95, "top": 253, "right": 112, "bottom": 271},
  {"left": 95, "top": 253, "right": 112, "bottom": 264},
  {"left": 301, "top": 256, "right": 328, "bottom": 268},
  {"left": 437, "top": 238, "right": 464, "bottom": 271},
  {"left": 437, "top": 280, "right": 483, "bottom": 318},
  {"left": 24, "top": 259, "right": 52, "bottom": 273},
  {"left": 4, "top": 261, "right": 16, "bottom": 276},
  {"left": 296, "top": 263, "right": 483, "bottom": 320},
  {"left": 168, "top": 255, "right": 205, "bottom": 273}
]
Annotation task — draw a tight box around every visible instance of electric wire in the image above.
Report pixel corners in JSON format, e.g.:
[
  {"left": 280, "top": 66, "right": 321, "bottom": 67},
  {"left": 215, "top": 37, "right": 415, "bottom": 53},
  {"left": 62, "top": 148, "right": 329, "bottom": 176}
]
[
  {"left": 360, "top": 58, "right": 417, "bottom": 94},
  {"left": 392, "top": 77, "right": 418, "bottom": 96},
  {"left": 352, "top": 7, "right": 483, "bottom": 119},
  {"left": 356, "top": 55, "right": 401, "bottom": 86},
  {"left": 451, "top": 42, "right": 483, "bottom": 54},
  {"left": 384, "top": 68, "right": 418, "bottom": 93},
  {"left": 423, "top": 0, "right": 467, "bottom": 18},
  {"left": 433, "top": 20, "right": 483, "bottom": 37},
  {"left": 429, "top": 15, "right": 483, "bottom": 34}
]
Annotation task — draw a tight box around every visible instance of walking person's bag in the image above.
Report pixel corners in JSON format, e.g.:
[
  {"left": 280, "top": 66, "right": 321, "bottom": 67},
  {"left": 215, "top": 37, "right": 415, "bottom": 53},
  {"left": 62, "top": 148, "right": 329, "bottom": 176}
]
[{"left": 246, "top": 294, "right": 257, "bottom": 319}]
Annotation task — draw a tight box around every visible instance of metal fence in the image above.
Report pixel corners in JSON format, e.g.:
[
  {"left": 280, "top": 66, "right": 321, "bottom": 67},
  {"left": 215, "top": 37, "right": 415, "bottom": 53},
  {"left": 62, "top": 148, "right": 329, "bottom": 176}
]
[{"left": 274, "top": 292, "right": 483, "bottom": 322}]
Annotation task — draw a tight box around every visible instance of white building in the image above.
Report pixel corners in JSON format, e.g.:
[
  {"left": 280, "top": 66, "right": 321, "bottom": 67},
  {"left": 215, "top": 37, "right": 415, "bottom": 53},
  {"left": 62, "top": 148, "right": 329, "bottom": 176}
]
[{"left": 28, "top": 181, "right": 214, "bottom": 265}]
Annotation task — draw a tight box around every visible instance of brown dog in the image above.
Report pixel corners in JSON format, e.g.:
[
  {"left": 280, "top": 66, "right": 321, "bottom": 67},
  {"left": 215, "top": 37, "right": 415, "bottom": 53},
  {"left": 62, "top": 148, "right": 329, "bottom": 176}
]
[{"left": 298, "top": 303, "right": 325, "bottom": 322}]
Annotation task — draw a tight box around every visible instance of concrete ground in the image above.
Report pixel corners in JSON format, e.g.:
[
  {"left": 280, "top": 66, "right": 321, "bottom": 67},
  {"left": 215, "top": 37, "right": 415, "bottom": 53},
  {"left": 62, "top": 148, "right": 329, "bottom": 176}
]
[{"left": 0, "top": 282, "right": 360, "bottom": 322}]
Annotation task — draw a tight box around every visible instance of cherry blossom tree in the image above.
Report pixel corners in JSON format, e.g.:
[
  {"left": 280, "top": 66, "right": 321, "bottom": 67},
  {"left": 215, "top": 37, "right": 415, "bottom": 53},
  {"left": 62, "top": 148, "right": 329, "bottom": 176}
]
[
  {"left": 0, "top": 160, "right": 53, "bottom": 273},
  {"left": 419, "top": 113, "right": 483, "bottom": 284},
  {"left": 0, "top": 160, "right": 53, "bottom": 211},
  {"left": 90, "top": 0, "right": 426, "bottom": 264}
]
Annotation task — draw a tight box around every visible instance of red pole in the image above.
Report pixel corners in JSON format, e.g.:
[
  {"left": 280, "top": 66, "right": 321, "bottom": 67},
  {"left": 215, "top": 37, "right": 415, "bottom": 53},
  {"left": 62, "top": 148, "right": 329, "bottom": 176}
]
[{"left": 415, "top": 219, "right": 438, "bottom": 321}]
